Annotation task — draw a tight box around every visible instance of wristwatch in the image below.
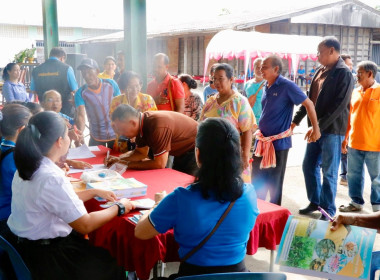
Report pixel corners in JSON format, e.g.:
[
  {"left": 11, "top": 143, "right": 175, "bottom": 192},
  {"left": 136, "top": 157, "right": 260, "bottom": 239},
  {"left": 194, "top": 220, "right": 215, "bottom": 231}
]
[{"left": 114, "top": 202, "right": 125, "bottom": 216}]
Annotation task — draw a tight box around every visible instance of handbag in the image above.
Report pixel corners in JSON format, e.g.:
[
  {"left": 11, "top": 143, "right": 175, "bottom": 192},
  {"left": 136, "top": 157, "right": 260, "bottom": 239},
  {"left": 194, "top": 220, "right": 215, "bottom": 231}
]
[{"left": 181, "top": 200, "right": 236, "bottom": 263}]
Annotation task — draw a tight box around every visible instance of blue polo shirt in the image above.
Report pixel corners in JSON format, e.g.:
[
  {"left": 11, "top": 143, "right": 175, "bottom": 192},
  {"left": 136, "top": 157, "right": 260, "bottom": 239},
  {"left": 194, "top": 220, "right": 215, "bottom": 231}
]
[
  {"left": 149, "top": 183, "right": 259, "bottom": 266},
  {"left": 0, "top": 140, "right": 16, "bottom": 221},
  {"left": 259, "top": 75, "right": 307, "bottom": 151}
]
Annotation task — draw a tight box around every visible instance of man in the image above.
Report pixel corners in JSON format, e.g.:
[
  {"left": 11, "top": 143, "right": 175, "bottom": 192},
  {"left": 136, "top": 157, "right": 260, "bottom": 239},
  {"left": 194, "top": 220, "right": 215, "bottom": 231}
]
[
  {"left": 31, "top": 47, "right": 78, "bottom": 117},
  {"left": 339, "top": 53, "right": 355, "bottom": 187},
  {"left": 339, "top": 61, "right": 380, "bottom": 213},
  {"left": 294, "top": 37, "right": 355, "bottom": 219},
  {"left": 252, "top": 55, "right": 320, "bottom": 206},
  {"left": 114, "top": 51, "right": 125, "bottom": 81},
  {"left": 75, "top": 58, "right": 120, "bottom": 148},
  {"left": 297, "top": 64, "right": 306, "bottom": 87},
  {"left": 106, "top": 104, "right": 197, "bottom": 175},
  {"left": 147, "top": 53, "right": 185, "bottom": 113}
]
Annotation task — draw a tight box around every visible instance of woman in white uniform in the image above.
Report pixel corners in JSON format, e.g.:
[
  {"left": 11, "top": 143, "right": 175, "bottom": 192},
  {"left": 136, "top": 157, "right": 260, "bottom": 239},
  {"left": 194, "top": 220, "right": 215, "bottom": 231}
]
[{"left": 6, "top": 111, "right": 134, "bottom": 280}]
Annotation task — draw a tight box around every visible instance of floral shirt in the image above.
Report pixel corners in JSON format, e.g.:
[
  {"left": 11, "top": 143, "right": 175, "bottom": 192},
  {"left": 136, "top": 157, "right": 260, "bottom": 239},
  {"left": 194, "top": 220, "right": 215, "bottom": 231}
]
[
  {"left": 184, "top": 92, "right": 203, "bottom": 120},
  {"left": 199, "top": 92, "right": 256, "bottom": 133},
  {"left": 109, "top": 92, "right": 157, "bottom": 115}
]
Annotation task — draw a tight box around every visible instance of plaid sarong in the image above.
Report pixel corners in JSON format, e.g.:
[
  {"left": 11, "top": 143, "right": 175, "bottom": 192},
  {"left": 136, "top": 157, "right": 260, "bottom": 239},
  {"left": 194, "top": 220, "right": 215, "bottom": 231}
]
[{"left": 254, "top": 128, "right": 293, "bottom": 169}]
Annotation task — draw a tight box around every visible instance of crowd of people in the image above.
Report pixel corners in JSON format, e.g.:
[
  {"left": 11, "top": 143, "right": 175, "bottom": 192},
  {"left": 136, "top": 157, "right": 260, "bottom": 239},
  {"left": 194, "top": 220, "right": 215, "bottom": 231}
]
[{"left": 0, "top": 34, "right": 379, "bottom": 279}]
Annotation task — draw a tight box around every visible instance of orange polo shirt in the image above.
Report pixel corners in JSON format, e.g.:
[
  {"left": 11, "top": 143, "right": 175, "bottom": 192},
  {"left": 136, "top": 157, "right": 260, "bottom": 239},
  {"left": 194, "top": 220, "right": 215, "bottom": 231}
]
[{"left": 348, "top": 82, "right": 380, "bottom": 151}]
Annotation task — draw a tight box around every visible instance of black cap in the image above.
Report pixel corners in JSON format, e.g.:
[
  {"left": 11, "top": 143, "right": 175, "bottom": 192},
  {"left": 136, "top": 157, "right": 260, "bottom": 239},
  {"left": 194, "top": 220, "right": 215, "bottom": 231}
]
[{"left": 77, "top": 58, "right": 99, "bottom": 70}]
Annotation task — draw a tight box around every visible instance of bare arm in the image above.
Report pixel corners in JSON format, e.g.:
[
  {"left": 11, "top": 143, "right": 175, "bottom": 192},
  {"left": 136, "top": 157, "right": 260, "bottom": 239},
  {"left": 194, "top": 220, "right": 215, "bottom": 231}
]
[
  {"left": 105, "top": 146, "right": 150, "bottom": 167},
  {"left": 302, "top": 98, "right": 321, "bottom": 143},
  {"left": 75, "top": 105, "right": 86, "bottom": 133},
  {"left": 331, "top": 212, "right": 380, "bottom": 233},
  {"left": 135, "top": 210, "right": 160, "bottom": 240},
  {"left": 69, "top": 198, "right": 135, "bottom": 235},
  {"left": 241, "top": 130, "right": 252, "bottom": 169},
  {"left": 174, "top": 98, "right": 185, "bottom": 114},
  {"left": 128, "top": 152, "right": 168, "bottom": 170},
  {"left": 76, "top": 188, "right": 117, "bottom": 202}
]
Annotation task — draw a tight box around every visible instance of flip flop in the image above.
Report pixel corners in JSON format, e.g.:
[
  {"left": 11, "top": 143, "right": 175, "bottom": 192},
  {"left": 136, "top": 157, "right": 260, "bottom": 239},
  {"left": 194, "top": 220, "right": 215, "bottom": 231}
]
[{"left": 339, "top": 204, "right": 362, "bottom": 212}]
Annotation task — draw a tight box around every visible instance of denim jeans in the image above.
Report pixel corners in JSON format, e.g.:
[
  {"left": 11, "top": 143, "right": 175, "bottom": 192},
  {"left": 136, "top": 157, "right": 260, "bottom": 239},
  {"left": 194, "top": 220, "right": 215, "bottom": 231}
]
[
  {"left": 302, "top": 133, "right": 344, "bottom": 216},
  {"left": 347, "top": 147, "right": 380, "bottom": 211}
]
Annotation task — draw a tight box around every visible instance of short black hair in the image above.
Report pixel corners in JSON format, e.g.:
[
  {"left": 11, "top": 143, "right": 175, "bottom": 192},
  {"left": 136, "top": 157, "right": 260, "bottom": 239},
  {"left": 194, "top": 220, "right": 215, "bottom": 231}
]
[
  {"left": 49, "top": 47, "right": 66, "bottom": 59},
  {"left": 214, "top": 63, "right": 234, "bottom": 79},
  {"left": 210, "top": 63, "right": 220, "bottom": 75},
  {"left": 179, "top": 74, "right": 198, "bottom": 89},
  {"left": 111, "top": 104, "right": 139, "bottom": 122},
  {"left": 154, "top": 53, "right": 169, "bottom": 65},
  {"left": 0, "top": 104, "right": 31, "bottom": 138},
  {"left": 15, "top": 111, "right": 67, "bottom": 180},
  {"left": 320, "top": 36, "right": 341, "bottom": 53},
  {"left": 194, "top": 118, "right": 243, "bottom": 202},
  {"left": 357, "top": 61, "right": 378, "bottom": 78},
  {"left": 266, "top": 55, "right": 283, "bottom": 74},
  {"left": 117, "top": 71, "right": 142, "bottom": 92}
]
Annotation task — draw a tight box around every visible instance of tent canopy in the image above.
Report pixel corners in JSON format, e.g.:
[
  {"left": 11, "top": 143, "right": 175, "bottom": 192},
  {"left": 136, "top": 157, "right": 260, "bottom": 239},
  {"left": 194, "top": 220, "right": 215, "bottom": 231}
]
[{"left": 204, "top": 30, "right": 323, "bottom": 82}]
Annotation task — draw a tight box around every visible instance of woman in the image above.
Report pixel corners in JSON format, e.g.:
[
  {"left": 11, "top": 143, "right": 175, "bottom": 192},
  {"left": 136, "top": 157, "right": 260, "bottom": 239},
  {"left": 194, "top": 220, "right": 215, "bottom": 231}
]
[
  {"left": 244, "top": 58, "right": 265, "bottom": 121},
  {"left": 199, "top": 63, "right": 256, "bottom": 182},
  {"left": 179, "top": 74, "right": 203, "bottom": 120},
  {"left": 0, "top": 104, "right": 31, "bottom": 235},
  {"left": 6, "top": 111, "right": 134, "bottom": 279},
  {"left": 98, "top": 56, "right": 117, "bottom": 80},
  {"left": 202, "top": 64, "right": 219, "bottom": 101},
  {"left": 2, "top": 63, "right": 30, "bottom": 103},
  {"left": 135, "top": 118, "right": 259, "bottom": 278},
  {"left": 110, "top": 71, "right": 157, "bottom": 152}
]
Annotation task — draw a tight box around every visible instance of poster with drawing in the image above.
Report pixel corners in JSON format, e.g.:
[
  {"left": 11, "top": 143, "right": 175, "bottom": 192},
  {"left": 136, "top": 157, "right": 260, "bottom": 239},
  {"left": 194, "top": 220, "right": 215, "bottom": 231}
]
[{"left": 276, "top": 216, "right": 376, "bottom": 280}]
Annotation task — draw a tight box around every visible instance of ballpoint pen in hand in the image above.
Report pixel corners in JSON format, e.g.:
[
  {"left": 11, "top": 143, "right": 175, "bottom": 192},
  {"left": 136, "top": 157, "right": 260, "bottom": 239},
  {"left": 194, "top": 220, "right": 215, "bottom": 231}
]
[{"left": 318, "top": 206, "right": 334, "bottom": 222}]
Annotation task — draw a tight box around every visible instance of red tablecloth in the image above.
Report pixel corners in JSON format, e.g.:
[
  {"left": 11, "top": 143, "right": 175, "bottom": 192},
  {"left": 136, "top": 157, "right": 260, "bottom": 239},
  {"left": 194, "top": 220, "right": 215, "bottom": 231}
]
[{"left": 76, "top": 146, "right": 290, "bottom": 280}]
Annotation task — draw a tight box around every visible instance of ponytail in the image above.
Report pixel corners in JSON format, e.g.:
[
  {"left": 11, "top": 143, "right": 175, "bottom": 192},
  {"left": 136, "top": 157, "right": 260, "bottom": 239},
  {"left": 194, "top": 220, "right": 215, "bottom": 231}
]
[
  {"left": 15, "top": 111, "right": 66, "bottom": 180},
  {"left": 179, "top": 74, "right": 198, "bottom": 90},
  {"left": 2, "top": 63, "right": 17, "bottom": 81}
]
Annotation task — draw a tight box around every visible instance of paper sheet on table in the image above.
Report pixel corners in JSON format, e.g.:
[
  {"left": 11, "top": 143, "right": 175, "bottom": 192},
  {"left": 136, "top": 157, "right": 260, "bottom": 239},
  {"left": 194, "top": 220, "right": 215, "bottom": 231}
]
[
  {"left": 67, "top": 145, "right": 96, "bottom": 160},
  {"left": 68, "top": 164, "right": 105, "bottom": 174},
  {"left": 88, "top": 146, "right": 101, "bottom": 152}
]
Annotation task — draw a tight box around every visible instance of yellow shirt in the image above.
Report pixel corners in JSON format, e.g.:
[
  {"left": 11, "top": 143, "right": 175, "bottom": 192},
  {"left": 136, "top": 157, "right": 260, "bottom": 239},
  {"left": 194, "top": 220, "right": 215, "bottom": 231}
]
[
  {"left": 110, "top": 92, "right": 157, "bottom": 116},
  {"left": 348, "top": 82, "right": 380, "bottom": 151},
  {"left": 98, "top": 72, "right": 114, "bottom": 80}
]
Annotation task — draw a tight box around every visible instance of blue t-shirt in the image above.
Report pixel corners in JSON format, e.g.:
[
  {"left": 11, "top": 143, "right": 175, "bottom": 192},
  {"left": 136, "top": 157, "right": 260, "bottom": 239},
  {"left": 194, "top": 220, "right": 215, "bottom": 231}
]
[
  {"left": 0, "top": 140, "right": 16, "bottom": 221},
  {"left": 30, "top": 57, "right": 78, "bottom": 92},
  {"left": 259, "top": 75, "right": 307, "bottom": 151},
  {"left": 297, "top": 69, "right": 305, "bottom": 76},
  {"left": 2, "top": 80, "right": 30, "bottom": 103},
  {"left": 149, "top": 183, "right": 259, "bottom": 266},
  {"left": 203, "top": 85, "right": 218, "bottom": 102},
  {"left": 244, "top": 80, "right": 265, "bottom": 121}
]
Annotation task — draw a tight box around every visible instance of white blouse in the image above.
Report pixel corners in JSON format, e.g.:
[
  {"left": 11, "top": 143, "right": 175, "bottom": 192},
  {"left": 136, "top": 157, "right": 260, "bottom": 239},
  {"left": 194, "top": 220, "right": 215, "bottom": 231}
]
[{"left": 8, "top": 157, "right": 87, "bottom": 240}]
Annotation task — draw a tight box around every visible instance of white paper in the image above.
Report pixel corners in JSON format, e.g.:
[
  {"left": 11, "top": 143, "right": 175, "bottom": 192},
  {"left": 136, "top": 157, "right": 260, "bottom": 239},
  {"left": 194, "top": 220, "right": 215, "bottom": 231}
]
[
  {"left": 88, "top": 146, "right": 101, "bottom": 152},
  {"left": 68, "top": 163, "right": 105, "bottom": 174},
  {"left": 67, "top": 145, "right": 96, "bottom": 160}
]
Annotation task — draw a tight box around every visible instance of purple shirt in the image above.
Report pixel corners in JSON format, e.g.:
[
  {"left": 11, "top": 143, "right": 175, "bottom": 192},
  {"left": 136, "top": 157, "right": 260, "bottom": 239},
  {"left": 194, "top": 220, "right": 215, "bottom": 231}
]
[{"left": 2, "top": 80, "right": 30, "bottom": 102}]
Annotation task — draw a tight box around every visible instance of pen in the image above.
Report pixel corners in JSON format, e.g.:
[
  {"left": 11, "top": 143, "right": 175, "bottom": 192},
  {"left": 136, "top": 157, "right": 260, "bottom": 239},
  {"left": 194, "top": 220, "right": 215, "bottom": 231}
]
[
  {"left": 318, "top": 206, "right": 334, "bottom": 222},
  {"left": 106, "top": 150, "right": 110, "bottom": 160}
]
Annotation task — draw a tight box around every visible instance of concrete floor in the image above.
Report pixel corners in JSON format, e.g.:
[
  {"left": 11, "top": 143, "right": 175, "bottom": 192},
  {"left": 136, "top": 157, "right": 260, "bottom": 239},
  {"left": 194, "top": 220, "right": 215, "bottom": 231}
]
[{"left": 154, "top": 102, "right": 380, "bottom": 280}]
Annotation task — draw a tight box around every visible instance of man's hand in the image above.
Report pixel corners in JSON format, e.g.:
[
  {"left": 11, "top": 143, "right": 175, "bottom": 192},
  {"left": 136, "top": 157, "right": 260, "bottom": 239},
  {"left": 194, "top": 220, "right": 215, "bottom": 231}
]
[
  {"left": 290, "top": 123, "right": 297, "bottom": 131},
  {"left": 330, "top": 214, "right": 356, "bottom": 231},
  {"left": 104, "top": 155, "right": 120, "bottom": 167},
  {"left": 305, "top": 126, "right": 321, "bottom": 143},
  {"left": 342, "top": 139, "right": 348, "bottom": 154}
]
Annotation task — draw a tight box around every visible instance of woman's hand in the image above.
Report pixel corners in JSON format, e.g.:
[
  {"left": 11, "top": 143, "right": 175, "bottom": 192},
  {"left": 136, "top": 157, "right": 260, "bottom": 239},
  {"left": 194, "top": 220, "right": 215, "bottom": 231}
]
[
  {"left": 68, "top": 159, "right": 93, "bottom": 169},
  {"left": 154, "top": 191, "right": 167, "bottom": 206},
  {"left": 95, "top": 189, "right": 117, "bottom": 202},
  {"left": 119, "top": 198, "right": 136, "bottom": 213}
]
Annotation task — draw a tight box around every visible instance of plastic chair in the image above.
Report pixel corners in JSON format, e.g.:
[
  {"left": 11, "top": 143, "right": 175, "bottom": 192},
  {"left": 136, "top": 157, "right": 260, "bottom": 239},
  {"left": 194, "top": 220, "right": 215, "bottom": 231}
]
[
  {"left": 0, "top": 236, "right": 32, "bottom": 280},
  {"left": 176, "top": 272, "right": 286, "bottom": 280},
  {"left": 370, "top": 251, "right": 380, "bottom": 280}
]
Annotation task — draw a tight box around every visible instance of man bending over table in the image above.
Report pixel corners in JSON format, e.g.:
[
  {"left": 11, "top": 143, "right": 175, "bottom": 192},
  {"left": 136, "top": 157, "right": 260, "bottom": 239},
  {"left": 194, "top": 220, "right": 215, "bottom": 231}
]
[{"left": 105, "top": 104, "right": 198, "bottom": 175}]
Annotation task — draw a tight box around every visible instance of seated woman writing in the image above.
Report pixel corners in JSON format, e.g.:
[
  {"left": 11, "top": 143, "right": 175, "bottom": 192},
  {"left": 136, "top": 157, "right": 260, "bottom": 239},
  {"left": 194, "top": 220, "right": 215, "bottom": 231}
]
[
  {"left": 5, "top": 111, "right": 134, "bottom": 280},
  {"left": 135, "top": 118, "right": 259, "bottom": 278}
]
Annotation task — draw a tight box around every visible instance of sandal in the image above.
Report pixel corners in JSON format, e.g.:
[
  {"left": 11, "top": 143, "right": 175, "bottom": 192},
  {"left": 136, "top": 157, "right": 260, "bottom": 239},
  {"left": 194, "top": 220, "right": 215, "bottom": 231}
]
[{"left": 339, "top": 204, "right": 362, "bottom": 212}]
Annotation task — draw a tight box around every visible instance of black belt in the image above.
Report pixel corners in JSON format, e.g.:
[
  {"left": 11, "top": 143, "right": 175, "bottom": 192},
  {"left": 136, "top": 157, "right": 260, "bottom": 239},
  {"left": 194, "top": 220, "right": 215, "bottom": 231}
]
[{"left": 16, "top": 230, "right": 83, "bottom": 246}]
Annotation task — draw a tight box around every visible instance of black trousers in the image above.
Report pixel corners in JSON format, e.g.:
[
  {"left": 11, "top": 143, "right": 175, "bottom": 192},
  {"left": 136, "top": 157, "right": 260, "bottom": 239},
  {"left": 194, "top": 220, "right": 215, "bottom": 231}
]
[
  {"left": 5, "top": 231, "right": 126, "bottom": 280},
  {"left": 172, "top": 149, "right": 198, "bottom": 176},
  {"left": 251, "top": 149, "right": 289, "bottom": 206}
]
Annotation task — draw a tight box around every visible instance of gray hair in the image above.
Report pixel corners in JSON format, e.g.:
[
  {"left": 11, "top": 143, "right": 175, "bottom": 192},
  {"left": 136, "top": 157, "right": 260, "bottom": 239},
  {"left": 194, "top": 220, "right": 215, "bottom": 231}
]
[
  {"left": 265, "top": 55, "right": 283, "bottom": 74},
  {"left": 253, "top": 58, "right": 263, "bottom": 68},
  {"left": 357, "top": 61, "right": 378, "bottom": 78}
]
